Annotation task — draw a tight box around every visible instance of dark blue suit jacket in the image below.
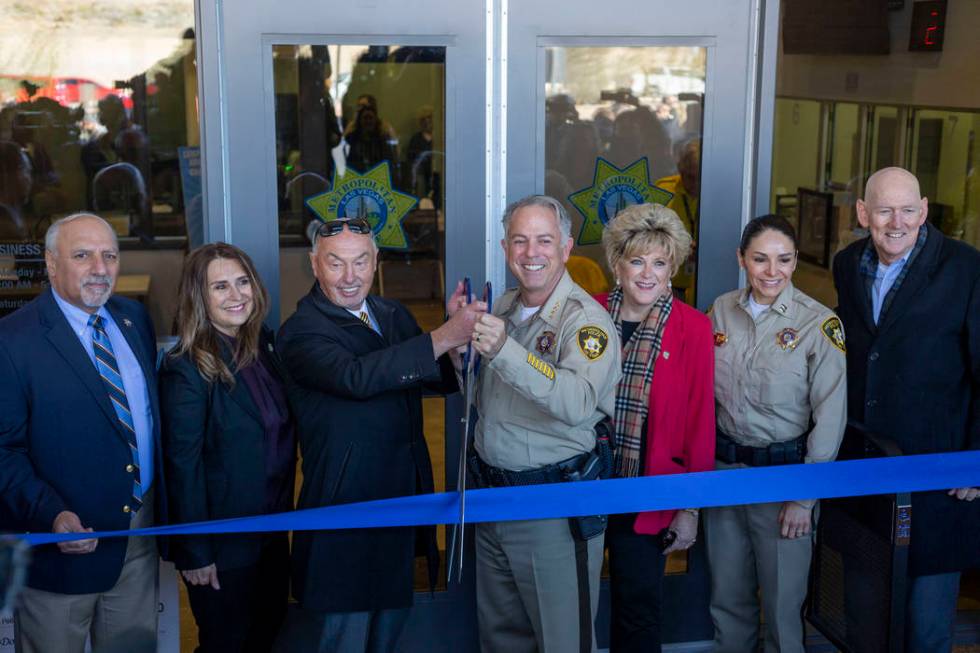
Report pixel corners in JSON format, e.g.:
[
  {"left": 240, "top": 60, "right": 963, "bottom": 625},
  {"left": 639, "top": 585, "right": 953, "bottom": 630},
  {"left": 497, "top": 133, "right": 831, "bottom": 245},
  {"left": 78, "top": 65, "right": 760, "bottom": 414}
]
[{"left": 0, "top": 289, "right": 166, "bottom": 594}]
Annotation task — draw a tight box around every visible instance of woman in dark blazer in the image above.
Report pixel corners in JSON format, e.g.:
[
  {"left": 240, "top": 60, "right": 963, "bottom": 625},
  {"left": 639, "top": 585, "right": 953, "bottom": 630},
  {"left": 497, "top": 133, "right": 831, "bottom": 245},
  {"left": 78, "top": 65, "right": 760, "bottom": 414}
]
[{"left": 160, "top": 242, "right": 295, "bottom": 653}]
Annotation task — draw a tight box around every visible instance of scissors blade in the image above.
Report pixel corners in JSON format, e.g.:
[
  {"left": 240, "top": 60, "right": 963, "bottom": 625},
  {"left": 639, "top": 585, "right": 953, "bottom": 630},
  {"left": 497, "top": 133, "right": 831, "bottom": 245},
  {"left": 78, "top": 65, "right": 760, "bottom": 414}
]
[
  {"left": 456, "top": 367, "right": 477, "bottom": 582},
  {"left": 453, "top": 280, "right": 490, "bottom": 582},
  {"left": 448, "top": 278, "right": 474, "bottom": 584}
]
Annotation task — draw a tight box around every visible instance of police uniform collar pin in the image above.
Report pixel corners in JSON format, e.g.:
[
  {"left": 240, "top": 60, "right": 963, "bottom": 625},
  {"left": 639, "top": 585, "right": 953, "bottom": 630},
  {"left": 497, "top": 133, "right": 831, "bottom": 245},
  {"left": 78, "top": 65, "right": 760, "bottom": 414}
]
[{"left": 547, "top": 301, "right": 560, "bottom": 320}]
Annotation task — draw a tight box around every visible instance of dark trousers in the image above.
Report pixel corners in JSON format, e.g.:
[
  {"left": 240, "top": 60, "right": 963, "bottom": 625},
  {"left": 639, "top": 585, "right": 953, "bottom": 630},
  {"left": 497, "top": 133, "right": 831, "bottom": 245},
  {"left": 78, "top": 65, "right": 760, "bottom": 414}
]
[
  {"left": 184, "top": 536, "right": 290, "bottom": 653},
  {"left": 607, "top": 513, "right": 668, "bottom": 653},
  {"left": 273, "top": 606, "right": 410, "bottom": 653}
]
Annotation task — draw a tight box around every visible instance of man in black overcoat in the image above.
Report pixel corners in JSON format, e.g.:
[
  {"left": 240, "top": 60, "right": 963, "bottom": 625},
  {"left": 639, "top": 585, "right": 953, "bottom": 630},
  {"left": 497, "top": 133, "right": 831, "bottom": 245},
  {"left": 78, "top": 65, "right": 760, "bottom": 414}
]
[
  {"left": 833, "top": 167, "right": 980, "bottom": 652},
  {"left": 276, "top": 217, "right": 483, "bottom": 652}
]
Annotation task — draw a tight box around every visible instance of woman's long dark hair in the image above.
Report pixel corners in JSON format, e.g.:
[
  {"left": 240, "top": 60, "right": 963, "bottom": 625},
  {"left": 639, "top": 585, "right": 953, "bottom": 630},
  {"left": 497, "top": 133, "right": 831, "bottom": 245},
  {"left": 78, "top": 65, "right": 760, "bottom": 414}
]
[{"left": 170, "top": 242, "right": 269, "bottom": 385}]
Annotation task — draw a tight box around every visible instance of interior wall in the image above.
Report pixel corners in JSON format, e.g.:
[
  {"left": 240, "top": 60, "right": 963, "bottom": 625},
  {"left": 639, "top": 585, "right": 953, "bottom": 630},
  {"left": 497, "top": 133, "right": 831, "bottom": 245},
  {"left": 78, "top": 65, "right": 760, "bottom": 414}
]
[
  {"left": 119, "top": 248, "right": 185, "bottom": 338},
  {"left": 777, "top": 1, "right": 980, "bottom": 109},
  {"left": 771, "top": 99, "right": 821, "bottom": 199},
  {"left": 829, "top": 103, "right": 860, "bottom": 186}
]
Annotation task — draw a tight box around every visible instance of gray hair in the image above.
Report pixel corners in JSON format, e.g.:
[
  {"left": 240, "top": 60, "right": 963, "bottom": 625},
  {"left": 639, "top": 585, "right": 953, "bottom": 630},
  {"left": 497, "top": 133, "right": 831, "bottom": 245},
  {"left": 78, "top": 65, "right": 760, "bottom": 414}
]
[
  {"left": 45, "top": 213, "right": 118, "bottom": 253},
  {"left": 501, "top": 195, "right": 572, "bottom": 245}
]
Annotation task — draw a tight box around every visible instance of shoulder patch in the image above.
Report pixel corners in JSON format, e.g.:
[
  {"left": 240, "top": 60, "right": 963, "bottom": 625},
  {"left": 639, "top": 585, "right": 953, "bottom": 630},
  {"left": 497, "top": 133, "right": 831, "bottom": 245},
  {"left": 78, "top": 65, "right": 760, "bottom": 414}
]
[
  {"left": 820, "top": 316, "right": 846, "bottom": 353},
  {"left": 577, "top": 325, "right": 609, "bottom": 360}
]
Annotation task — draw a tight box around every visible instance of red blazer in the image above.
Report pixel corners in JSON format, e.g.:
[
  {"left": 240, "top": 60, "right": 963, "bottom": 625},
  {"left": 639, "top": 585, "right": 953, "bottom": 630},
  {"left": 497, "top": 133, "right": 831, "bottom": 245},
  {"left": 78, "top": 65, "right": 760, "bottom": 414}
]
[{"left": 597, "top": 294, "right": 716, "bottom": 534}]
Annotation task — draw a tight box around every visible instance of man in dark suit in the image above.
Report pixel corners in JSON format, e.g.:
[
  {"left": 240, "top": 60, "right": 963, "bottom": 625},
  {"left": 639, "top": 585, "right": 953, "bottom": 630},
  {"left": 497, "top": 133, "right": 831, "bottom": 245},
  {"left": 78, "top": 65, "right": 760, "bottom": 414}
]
[
  {"left": 833, "top": 167, "right": 980, "bottom": 652},
  {"left": 0, "top": 213, "right": 164, "bottom": 653},
  {"left": 276, "top": 217, "right": 483, "bottom": 652}
]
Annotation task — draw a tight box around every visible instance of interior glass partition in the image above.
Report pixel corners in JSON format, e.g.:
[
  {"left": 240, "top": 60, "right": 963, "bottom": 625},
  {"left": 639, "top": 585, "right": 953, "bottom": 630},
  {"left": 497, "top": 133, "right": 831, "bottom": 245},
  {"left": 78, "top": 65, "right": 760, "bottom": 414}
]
[
  {"left": 770, "top": 98, "right": 980, "bottom": 308},
  {"left": 543, "top": 46, "right": 706, "bottom": 305},
  {"left": 0, "top": 2, "right": 200, "bottom": 336}
]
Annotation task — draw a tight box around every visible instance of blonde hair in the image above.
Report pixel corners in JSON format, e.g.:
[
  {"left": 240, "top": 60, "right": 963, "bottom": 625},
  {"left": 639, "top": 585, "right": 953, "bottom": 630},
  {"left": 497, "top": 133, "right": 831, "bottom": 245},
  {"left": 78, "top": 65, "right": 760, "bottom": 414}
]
[{"left": 602, "top": 203, "right": 692, "bottom": 276}]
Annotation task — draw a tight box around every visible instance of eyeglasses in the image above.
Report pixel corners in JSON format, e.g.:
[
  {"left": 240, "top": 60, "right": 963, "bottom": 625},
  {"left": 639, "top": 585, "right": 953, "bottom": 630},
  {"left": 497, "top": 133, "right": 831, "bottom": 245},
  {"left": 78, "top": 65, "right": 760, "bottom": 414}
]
[{"left": 314, "top": 218, "right": 372, "bottom": 240}]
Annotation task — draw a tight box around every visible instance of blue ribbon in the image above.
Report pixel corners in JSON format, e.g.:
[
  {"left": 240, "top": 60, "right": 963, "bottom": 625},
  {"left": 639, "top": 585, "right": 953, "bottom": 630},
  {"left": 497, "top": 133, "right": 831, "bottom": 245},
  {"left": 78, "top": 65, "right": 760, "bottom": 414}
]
[{"left": 19, "top": 451, "right": 980, "bottom": 546}]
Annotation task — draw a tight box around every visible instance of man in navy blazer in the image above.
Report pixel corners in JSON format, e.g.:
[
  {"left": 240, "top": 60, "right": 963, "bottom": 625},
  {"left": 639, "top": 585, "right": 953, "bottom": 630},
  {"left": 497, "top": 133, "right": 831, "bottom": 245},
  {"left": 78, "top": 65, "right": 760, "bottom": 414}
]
[
  {"left": 0, "top": 213, "right": 165, "bottom": 653},
  {"left": 833, "top": 168, "right": 980, "bottom": 652}
]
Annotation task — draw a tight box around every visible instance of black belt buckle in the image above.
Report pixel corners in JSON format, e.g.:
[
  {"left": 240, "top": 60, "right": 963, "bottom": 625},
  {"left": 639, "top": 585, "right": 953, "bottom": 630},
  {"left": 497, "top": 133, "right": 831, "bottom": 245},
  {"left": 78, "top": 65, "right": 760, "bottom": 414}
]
[
  {"left": 716, "top": 434, "right": 737, "bottom": 464},
  {"left": 770, "top": 442, "right": 786, "bottom": 466},
  {"left": 489, "top": 466, "right": 507, "bottom": 487}
]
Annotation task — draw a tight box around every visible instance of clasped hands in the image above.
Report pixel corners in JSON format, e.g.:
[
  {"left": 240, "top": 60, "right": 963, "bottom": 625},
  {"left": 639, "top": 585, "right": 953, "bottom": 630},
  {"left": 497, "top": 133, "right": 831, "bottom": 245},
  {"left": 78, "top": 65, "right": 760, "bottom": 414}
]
[{"left": 438, "top": 280, "right": 506, "bottom": 362}]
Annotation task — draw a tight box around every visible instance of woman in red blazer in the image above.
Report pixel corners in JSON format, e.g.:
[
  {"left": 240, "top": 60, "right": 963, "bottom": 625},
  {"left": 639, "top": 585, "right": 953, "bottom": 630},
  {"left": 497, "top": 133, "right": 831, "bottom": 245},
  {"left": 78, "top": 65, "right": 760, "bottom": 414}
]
[{"left": 596, "top": 202, "right": 715, "bottom": 653}]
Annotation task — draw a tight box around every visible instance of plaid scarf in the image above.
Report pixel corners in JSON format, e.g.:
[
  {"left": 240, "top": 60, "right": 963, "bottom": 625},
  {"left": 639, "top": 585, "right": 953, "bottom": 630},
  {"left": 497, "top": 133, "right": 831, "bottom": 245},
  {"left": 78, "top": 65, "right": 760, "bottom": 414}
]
[
  {"left": 608, "top": 286, "right": 672, "bottom": 478},
  {"left": 858, "top": 224, "right": 928, "bottom": 324}
]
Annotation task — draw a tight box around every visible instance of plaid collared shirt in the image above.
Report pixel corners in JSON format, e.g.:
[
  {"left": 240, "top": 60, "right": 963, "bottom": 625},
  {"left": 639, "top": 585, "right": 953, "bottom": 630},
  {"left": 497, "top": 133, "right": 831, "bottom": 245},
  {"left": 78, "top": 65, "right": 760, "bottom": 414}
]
[{"left": 858, "top": 225, "right": 928, "bottom": 324}]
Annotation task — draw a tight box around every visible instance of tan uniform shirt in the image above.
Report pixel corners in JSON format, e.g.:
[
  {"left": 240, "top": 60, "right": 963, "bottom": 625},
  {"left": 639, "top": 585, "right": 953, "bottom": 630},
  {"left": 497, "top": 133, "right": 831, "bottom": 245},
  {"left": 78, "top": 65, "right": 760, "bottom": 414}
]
[
  {"left": 711, "top": 284, "right": 847, "bottom": 506},
  {"left": 474, "top": 271, "right": 622, "bottom": 472}
]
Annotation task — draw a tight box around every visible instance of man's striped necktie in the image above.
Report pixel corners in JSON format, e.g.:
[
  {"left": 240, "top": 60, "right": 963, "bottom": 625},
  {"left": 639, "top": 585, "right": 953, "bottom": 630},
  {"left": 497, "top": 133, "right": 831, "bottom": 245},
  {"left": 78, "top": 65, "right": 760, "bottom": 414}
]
[
  {"left": 359, "top": 311, "right": 371, "bottom": 326},
  {"left": 89, "top": 314, "right": 142, "bottom": 513}
]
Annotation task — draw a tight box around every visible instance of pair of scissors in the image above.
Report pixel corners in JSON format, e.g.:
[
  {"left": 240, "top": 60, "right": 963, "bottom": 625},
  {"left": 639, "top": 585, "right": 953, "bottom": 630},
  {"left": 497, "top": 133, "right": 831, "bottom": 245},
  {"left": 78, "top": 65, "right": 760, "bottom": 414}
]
[{"left": 447, "top": 278, "right": 492, "bottom": 584}]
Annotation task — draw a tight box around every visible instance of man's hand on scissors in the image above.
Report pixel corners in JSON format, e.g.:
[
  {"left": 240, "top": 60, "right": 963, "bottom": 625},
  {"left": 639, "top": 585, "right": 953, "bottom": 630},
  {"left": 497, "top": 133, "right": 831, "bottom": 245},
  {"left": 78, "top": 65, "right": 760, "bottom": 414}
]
[
  {"left": 472, "top": 313, "right": 507, "bottom": 359},
  {"left": 433, "top": 299, "right": 486, "bottom": 358}
]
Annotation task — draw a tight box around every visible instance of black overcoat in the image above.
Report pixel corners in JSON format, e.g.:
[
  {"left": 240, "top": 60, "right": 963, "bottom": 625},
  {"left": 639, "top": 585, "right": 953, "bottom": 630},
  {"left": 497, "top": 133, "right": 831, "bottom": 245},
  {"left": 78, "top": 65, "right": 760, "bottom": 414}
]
[
  {"left": 277, "top": 286, "right": 456, "bottom": 612},
  {"left": 833, "top": 223, "right": 980, "bottom": 574},
  {"left": 159, "top": 327, "right": 295, "bottom": 573}
]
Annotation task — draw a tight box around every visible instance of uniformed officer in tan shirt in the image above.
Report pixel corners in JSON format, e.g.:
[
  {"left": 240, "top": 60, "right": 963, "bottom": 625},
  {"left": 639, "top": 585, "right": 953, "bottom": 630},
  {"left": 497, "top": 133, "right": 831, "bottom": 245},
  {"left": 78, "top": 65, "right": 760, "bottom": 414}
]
[
  {"left": 704, "top": 215, "right": 846, "bottom": 653},
  {"left": 470, "top": 194, "right": 621, "bottom": 653}
]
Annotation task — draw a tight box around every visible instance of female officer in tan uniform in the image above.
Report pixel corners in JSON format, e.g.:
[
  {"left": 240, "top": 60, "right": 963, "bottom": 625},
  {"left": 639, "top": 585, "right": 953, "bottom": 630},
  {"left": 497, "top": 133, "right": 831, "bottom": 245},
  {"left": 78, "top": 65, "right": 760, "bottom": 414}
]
[{"left": 704, "top": 214, "right": 847, "bottom": 653}]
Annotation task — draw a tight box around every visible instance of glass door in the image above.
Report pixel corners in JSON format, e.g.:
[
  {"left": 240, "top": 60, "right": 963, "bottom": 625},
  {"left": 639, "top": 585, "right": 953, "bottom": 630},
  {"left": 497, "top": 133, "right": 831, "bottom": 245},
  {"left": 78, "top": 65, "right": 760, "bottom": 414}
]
[
  {"left": 507, "top": 0, "right": 774, "bottom": 311},
  {"left": 506, "top": 1, "right": 772, "bottom": 645},
  {"left": 198, "top": 3, "right": 488, "bottom": 650}
]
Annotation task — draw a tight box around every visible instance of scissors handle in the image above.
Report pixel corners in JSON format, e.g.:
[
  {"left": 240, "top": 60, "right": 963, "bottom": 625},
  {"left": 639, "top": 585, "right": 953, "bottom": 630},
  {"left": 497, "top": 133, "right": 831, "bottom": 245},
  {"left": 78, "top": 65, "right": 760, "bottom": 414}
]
[
  {"left": 461, "top": 277, "right": 473, "bottom": 369},
  {"left": 473, "top": 281, "right": 492, "bottom": 375}
]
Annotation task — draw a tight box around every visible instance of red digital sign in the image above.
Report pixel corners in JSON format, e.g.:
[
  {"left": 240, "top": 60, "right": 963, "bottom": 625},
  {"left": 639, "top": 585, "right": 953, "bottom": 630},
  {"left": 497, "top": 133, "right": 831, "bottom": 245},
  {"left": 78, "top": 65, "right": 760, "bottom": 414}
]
[{"left": 909, "top": 0, "right": 947, "bottom": 52}]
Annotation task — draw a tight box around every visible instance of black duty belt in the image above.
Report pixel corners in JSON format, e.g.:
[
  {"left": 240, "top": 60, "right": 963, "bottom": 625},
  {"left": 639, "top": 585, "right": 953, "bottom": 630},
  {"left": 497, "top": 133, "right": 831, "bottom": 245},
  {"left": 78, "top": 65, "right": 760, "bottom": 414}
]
[
  {"left": 469, "top": 449, "right": 600, "bottom": 488},
  {"left": 715, "top": 428, "right": 807, "bottom": 466}
]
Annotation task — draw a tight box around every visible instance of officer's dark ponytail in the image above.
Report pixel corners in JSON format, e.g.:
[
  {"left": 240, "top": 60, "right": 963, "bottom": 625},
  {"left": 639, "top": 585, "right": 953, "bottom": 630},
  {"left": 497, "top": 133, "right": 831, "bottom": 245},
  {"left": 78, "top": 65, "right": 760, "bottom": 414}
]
[{"left": 738, "top": 214, "right": 798, "bottom": 255}]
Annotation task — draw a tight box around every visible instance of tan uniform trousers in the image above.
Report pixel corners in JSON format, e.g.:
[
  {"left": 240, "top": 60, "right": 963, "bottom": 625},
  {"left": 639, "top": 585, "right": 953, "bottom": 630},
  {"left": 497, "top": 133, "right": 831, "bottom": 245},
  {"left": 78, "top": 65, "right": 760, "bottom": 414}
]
[
  {"left": 703, "top": 500, "right": 814, "bottom": 653},
  {"left": 14, "top": 499, "right": 158, "bottom": 653},
  {"left": 476, "top": 517, "right": 603, "bottom": 653}
]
